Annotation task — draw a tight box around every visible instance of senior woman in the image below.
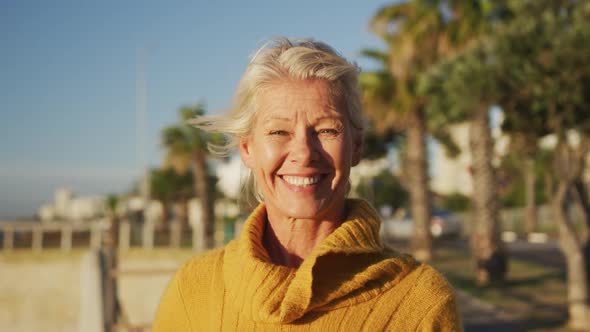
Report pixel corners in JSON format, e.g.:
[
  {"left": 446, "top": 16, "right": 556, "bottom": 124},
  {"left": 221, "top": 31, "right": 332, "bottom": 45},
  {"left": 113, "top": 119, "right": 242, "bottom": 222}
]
[{"left": 154, "top": 38, "right": 462, "bottom": 331}]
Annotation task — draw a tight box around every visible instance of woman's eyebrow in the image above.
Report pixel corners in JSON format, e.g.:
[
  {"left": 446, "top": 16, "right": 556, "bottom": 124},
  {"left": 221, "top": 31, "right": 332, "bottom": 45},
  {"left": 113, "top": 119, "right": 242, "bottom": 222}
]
[{"left": 262, "top": 113, "right": 342, "bottom": 123}]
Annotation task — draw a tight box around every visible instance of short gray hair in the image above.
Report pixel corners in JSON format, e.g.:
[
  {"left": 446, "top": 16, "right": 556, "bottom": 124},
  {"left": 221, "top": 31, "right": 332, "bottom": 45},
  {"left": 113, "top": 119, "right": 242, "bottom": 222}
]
[{"left": 191, "top": 38, "right": 364, "bottom": 205}]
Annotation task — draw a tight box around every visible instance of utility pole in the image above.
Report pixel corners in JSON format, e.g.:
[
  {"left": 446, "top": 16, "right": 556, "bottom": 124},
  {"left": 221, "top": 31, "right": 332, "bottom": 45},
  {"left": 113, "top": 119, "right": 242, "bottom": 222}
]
[{"left": 136, "top": 48, "right": 150, "bottom": 207}]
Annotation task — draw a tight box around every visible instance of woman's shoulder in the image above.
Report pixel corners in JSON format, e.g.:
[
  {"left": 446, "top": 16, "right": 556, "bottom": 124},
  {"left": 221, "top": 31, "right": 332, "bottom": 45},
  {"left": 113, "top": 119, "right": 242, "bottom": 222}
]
[
  {"left": 379, "top": 247, "right": 456, "bottom": 301},
  {"left": 154, "top": 246, "right": 229, "bottom": 331},
  {"left": 410, "top": 263, "right": 455, "bottom": 295},
  {"left": 175, "top": 246, "right": 227, "bottom": 281},
  {"left": 165, "top": 245, "right": 229, "bottom": 308},
  {"left": 387, "top": 257, "right": 457, "bottom": 312},
  {"left": 402, "top": 264, "right": 462, "bottom": 330},
  {"left": 382, "top": 247, "right": 450, "bottom": 282},
  {"left": 375, "top": 253, "right": 461, "bottom": 330}
]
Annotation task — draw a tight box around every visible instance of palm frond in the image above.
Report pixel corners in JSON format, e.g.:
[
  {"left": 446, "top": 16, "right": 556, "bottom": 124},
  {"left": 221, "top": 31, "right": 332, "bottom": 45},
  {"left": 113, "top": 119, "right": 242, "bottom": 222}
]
[
  {"left": 430, "top": 127, "right": 461, "bottom": 158},
  {"left": 359, "top": 48, "right": 389, "bottom": 66},
  {"left": 370, "top": 2, "right": 415, "bottom": 38}
]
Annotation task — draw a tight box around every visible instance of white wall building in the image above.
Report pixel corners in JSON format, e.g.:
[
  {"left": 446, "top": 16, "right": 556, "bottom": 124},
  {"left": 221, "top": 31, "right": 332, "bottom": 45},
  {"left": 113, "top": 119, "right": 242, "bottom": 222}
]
[
  {"left": 430, "top": 123, "right": 473, "bottom": 196},
  {"left": 55, "top": 188, "right": 74, "bottom": 219},
  {"left": 430, "top": 110, "right": 509, "bottom": 196},
  {"left": 38, "top": 188, "right": 106, "bottom": 222}
]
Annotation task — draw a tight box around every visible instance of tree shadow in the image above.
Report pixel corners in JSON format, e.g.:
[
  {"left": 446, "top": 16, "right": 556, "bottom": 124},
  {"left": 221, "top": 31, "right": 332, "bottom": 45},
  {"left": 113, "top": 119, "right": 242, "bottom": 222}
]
[
  {"left": 465, "top": 318, "right": 566, "bottom": 332},
  {"left": 445, "top": 269, "right": 565, "bottom": 296},
  {"left": 447, "top": 271, "right": 569, "bottom": 331},
  {"left": 502, "top": 270, "right": 565, "bottom": 288}
]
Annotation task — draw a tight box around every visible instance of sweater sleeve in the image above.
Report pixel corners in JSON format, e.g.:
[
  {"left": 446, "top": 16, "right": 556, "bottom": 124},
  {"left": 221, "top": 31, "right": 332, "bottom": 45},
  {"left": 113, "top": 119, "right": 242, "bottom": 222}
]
[
  {"left": 152, "top": 271, "right": 192, "bottom": 332},
  {"left": 417, "top": 293, "right": 463, "bottom": 332}
]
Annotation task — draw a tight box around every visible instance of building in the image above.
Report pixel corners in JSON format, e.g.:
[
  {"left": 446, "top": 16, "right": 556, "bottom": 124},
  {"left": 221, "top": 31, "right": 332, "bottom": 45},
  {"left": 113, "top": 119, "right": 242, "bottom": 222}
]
[
  {"left": 430, "top": 109, "right": 509, "bottom": 196},
  {"left": 38, "top": 188, "right": 105, "bottom": 222}
]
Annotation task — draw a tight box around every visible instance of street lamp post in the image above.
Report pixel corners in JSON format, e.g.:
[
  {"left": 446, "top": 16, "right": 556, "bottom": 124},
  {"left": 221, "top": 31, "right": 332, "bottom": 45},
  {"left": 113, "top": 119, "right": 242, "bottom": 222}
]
[{"left": 136, "top": 48, "right": 150, "bottom": 207}]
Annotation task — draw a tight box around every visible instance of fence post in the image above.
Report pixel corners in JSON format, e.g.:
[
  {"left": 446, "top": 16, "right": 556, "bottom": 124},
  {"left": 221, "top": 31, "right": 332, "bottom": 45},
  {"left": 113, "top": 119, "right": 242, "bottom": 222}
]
[
  {"left": 103, "top": 212, "right": 120, "bottom": 332},
  {"left": 119, "top": 221, "right": 130, "bottom": 251},
  {"left": 78, "top": 250, "right": 104, "bottom": 332},
  {"left": 142, "top": 220, "right": 154, "bottom": 250},
  {"left": 3, "top": 226, "right": 14, "bottom": 251},
  {"left": 32, "top": 225, "right": 43, "bottom": 252},
  {"left": 192, "top": 221, "right": 204, "bottom": 252},
  {"left": 170, "top": 220, "right": 181, "bottom": 248},
  {"left": 61, "top": 224, "right": 73, "bottom": 252}
]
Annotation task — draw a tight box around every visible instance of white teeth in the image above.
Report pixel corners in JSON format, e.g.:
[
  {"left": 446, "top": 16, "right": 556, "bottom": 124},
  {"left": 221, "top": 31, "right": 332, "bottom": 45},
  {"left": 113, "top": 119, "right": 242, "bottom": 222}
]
[{"left": 282, "top": 175, "right": 322, "bottom": 187}]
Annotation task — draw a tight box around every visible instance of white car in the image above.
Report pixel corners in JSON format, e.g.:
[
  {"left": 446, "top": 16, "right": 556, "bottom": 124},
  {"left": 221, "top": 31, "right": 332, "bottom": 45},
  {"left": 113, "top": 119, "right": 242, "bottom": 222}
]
[{"left": 380, "top": 209, "right": 462, "bottom": 240}]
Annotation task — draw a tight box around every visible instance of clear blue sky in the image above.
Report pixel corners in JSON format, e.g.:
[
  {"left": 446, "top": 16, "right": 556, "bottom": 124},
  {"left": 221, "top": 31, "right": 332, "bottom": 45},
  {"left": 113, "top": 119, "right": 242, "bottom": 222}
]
[{"left": 0, "top": 0, "right": 393, "bottom": 218}]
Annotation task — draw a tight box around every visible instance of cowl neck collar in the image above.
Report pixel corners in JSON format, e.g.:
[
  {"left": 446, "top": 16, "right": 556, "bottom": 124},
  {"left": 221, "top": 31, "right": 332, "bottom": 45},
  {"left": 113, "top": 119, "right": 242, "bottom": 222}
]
[{"left": 222, "top": 199, "right": 417, "bottom": 323}]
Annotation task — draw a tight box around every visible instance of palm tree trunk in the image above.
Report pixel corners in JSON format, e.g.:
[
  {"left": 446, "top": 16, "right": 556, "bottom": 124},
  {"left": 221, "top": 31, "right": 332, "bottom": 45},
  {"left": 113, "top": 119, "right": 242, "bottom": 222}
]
[
  {"left": 469, "top": 105, "right": 507, "bottom": 285},
  {"left": 406, "top": 107, "right": 432, "bottom": 262},
  {"left": 573, "top": 179, "right": 590, "bottom": 296},
  {"left": 192, "top": 151, "right": 215, "bottom": 250},
  {"left": 573, "top": 179, "right": 590, "bottom": 242},
  {"left": 524, "top": 157, "right": 537, "bottom": 234},
  {"left": 545, "top": 171, "right": 554, "bottom": 204},
  {"left": 553, "top": 181, "right": 590, "bottom": 330}
]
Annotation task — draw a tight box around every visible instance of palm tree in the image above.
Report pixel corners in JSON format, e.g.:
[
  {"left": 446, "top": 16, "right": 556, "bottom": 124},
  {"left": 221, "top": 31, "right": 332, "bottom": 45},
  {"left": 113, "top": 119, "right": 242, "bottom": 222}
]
[
  {"left": 501, "top": 104, "right": 551, "bottom": 235},
  {"left": 362, "top": 0, "right": 503, "bottom": 261},
  {"left": 495, "top": 1, "right": 590, "bottom": 327},
  {"left": 362, "top": 0, "right": 456, "bottom": 262},
  {"left": 442, "top": 3, "right": 514, "bottom": 275},
  {"left": 406, "top": 0, "right": 512, "bottom": 284},
  {"left": 420, "top": 40, "right": 509, "bottom": 284},
  {"left": 149, "top": 167, "right": 194, "bottom": 226},
  {"left": 162, "top": 104, "right": 221, "bottom": 250},
  {"left": 425, "top": 0, "right": 590, "bottom": 324}
]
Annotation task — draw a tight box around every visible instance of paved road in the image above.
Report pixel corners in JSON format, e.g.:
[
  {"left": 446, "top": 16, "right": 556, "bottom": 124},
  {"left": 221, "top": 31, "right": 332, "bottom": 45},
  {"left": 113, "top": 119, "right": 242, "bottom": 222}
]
[
  {"left": 435, "top": 238, "right": 565, "bottom": 269},
  {"left": 504, "top": 240, "right": 565, "bottom": 269},
  {"left": 456, "top": 289, "right": 525, "bottom": 332}
]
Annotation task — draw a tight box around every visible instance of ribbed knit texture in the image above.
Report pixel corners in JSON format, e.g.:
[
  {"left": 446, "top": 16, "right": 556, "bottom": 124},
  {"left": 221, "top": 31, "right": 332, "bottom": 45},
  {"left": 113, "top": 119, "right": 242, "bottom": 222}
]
[{"left": 153, "top": 199, "right": 463, "bottom": 331}]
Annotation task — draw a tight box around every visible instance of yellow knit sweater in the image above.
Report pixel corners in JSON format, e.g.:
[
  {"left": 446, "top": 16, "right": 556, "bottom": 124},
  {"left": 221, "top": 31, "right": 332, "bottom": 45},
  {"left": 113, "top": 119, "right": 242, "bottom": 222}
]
[{"left": 153, "top": 199, "right": 462, "bottom": 331}]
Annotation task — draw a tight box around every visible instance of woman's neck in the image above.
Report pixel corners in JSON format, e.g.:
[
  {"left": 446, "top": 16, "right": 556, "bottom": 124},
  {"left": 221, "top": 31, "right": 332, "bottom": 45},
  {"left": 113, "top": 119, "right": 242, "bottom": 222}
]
[{"left": 262, "top": 209, "right": 345, "bottom": 268}]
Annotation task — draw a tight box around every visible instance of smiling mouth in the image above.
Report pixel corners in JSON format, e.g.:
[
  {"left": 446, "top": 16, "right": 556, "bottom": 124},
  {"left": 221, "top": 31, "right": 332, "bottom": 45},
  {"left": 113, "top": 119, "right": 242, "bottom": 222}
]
[{"left": 280, "top": 174, "right": 325, "bottom": 187}]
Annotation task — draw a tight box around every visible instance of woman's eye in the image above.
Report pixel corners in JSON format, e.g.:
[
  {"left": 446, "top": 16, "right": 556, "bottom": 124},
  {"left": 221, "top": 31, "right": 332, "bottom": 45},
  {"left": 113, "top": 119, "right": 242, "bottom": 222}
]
[
  {"left": 269, "top": 130, "right": 288, "bottom": 136},
  {"left": 318, "top": 128, "right": 339, "bottom": 135}
]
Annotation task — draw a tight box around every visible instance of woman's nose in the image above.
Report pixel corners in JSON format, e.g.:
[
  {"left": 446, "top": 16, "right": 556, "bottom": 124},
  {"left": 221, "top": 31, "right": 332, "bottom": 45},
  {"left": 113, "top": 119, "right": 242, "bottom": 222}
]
[{"left": 289, "top": 129, "right": 318, "bottom": 165}]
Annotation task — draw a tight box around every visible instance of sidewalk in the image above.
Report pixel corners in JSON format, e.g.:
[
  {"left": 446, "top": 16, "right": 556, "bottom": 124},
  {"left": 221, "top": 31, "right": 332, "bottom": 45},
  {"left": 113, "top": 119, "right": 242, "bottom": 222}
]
[
  {"left": 456, "top": 289, "right": 566, "bottom": 331},
  {"left": 456, "top": 289, "right": 519, "bottom": 331}
]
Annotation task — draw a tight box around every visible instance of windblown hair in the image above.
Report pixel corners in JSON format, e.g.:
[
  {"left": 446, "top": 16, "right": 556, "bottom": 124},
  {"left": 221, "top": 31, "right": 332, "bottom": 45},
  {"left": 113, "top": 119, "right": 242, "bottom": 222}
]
[{"left": 190, "top": 37, "right": 364, "bottom": 205}]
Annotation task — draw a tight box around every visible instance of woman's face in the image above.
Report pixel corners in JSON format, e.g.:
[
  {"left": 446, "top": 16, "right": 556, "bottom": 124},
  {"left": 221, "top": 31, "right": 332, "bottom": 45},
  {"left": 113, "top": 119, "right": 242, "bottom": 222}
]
[{"left": 240, "top": 79, "right": 361, "bottom": 221}]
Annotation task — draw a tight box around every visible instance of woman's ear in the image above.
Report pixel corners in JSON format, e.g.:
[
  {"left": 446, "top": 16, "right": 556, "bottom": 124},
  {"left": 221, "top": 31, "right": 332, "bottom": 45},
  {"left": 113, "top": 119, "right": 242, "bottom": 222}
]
[{"left": 239, "top": 136, "right": 255, "bottom": 169}]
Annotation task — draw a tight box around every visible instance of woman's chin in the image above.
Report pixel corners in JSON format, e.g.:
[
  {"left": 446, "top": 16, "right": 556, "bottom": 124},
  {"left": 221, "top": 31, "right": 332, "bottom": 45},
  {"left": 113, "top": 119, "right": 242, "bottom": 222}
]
[{"left": 270, "top": 197, "right": 344, "bottom": 221}]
